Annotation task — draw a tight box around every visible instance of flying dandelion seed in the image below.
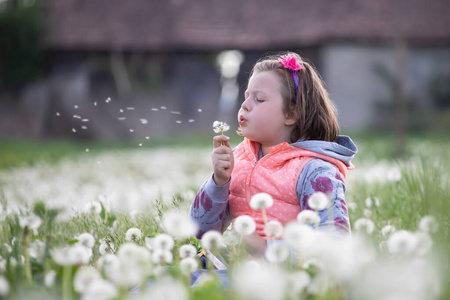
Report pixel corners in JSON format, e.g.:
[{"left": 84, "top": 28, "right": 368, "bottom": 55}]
[
  {"left": 85, "top": 148, "right": 89, "bottom": 152},
  {"left": 56, "top": 112, "right": 60, "bottom": 116},
  {"left": 138, "top": 143, "right": 143, "bottom": 147},
  {"left": 119, "top": 109, "right": 124, "bottom": 113},
  {"left": 170, "top": 111, "right": 181, "bottom": 114},
  {"left": 188, "top": 119, "right": 195, "bottom": 123},
  {"left": 145, "top": 136, "right": 150, "bottom": 140},
  {"left": 140, "top": 118, "right": 148, "bottom": 124},
  {"left": 105, "top": 97, "right": 111, "bottom": 103},
  {"left": 81, "top": 126, "right": 88, "bottom": 130},
  {"left": 198, "top": 108, "right": 202, "bottom": 112},
  {"left": 73, "top": 115, "right": 81, "bottom": 119},
  {"left": 129, "top": 129, "right": 134, "bottom": 132},
  {"left": 161, "top": 106, "right": 167, "bottom": 109},
  {"left": 72, "top": 128, "right": 77, "bottom": 133},
  {"left": 152, "top": 108, "right": 159, "bottom": 111},
  {"left": 93, "top": 101, "right": 97, "bottom": 106},
  {"left": 176, "top": 120, "right": 182, "bottom": 124},
  {"left": 81, "top": 119, "right": 89, "bottom": 122},
  {"left": 74, "top": 105, "right": 79, "bottom": 109},
  {"left": 118, "top": 117, "right": 126, "bottom": 121},
  {"left": 126, "top": 107, "right": 135, "bottom": 110}
]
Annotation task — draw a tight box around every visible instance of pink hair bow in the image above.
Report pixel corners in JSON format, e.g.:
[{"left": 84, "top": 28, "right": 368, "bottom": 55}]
[{"left": 278, "top": 54, "right": 303, "bottom": 71}]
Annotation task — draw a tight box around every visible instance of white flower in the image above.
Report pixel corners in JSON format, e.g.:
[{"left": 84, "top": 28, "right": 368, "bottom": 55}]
[
  {"left": 153, "top": 234, "right": 174, "bottom": 251},
  {"left": 96, "top": 254, "right": 120, "bottom": 275},
  {"left": 234, "top": 215, "right": 256, "bottom": 236},
  {"left": 264, "top": 220, "right": 283, "bottom": 238},
  {"left": 250, "top": 193, "right": 273, "bottom": 210},
  {"left": 139, "top": 278, "right": 188, "bottom": 300},
  {"left": 85, "top": 201, "right": 102, "bottom": 215},
  {"left": 0, "top": 276, "right": 9, "bottom": 296},
  {"left": 381, "top": 225, "right": 396, "bottom": 237},
  {"left": 212, "top": 121, "right": 230, "bottom": 134},
  {"left": 162, "top": 211, "right": 197, "bottom": 238},
  {"left": 53, "top": 245, "right": 92, "bottom": 266},
  {"left": 117, "top": 243, "right": 151, "bottom": 264},
  {"left": 179, "top": 257, "right": 198, "bottom": 275},
  {"left": 282, "top": 223, "right": 314, "bottom": 251},
  {"left": 201, "top": 231, "right": 224, "bottom": 250},
  {"left": 82, "top": 278, "right": 118, "bottom": 300},
  {"left": 44, "top": 271, "right": 56, "bottom": 287},
  {"left": 29, "top": 240, "right": 46, "bottom": 261},
  {"left": 73, "top": 266, "right": 101, "bottom": 293},
  {"left": 99, "top": 240, "right": 115, "bottom": 255},
  {"left": 125, "top": 228, "right": 142, "bottom": 242},
  {"left": 307, "top": 192, "right": 329, "bottom": 210},
  {"left": 354, "top": 218, "right": 375, "bottom": 235},
  {"left": 179, "top": 244, "right": 197, "bottom": 259},
  {"left": 265, "top": 242, "right": 290, "bottom": 263},
  {"left": 285, "top": 271, "right": 310, "bottom": 299},
  {"left": 387, "top": 230, "right": 418, "bottom": 256},
  {"left": 152, "top": 249, "right": 173, "bottom": 265},
  {"left": 19, "top": 214, "right": 42, "bottom": 230},
  {"left": 297, "top": 210, "right": 320, "bottom": 226},
  {"left": 347, "top": 202, "right": 357, "bottom": 212},
  {"left": 76, "top": 233, "right": 95, "bottom": 249},
  {"left": 418, "top": 215, "right": 438, "bottom": 233}
]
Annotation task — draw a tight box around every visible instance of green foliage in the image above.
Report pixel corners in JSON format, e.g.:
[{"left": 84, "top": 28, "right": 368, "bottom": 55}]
[{"left": 0, "top": 0, "right": 44, "bottom": 90}]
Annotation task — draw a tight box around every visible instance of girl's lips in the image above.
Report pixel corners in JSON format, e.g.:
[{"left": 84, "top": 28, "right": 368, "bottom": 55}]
[{"left": 238, "top": 116, "right": 247, "bottom": 126}]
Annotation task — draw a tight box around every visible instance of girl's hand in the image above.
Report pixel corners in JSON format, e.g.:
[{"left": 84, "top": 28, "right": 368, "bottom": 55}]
[
  {"left": 242, "top": 231, "right": 267, "bottom": 257},
  {"left": 212, "top": 135, "right": 234, "bottom": 186}
]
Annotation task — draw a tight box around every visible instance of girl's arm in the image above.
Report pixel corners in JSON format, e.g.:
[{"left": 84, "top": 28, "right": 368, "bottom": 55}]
[
  {"left": 189, "top": 175, "right": 232, "bottom": 238},
  {"left": 297, "top": 159, "right": 351, "bottom": 236}
]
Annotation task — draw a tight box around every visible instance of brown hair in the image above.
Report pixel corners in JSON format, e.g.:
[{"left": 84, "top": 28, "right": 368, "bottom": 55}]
[{"left": 249, "top": 52, "right": 339, "bottom": 142}]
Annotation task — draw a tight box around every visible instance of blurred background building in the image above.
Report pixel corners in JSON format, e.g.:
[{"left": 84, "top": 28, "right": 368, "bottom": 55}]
[{"left": 0, "top": 0, "right": 449, "bottom": 141}]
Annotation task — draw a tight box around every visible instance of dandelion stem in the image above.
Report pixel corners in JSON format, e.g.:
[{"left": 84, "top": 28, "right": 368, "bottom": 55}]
[
  {"left": 23, "top": 226, "right": 32, "bottom": 282},
  {"left": 62, "top": 265, "right": 73, "bottom": 300}
]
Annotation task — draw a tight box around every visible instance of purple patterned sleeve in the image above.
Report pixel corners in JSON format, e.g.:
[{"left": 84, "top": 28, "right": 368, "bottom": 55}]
[
  {"left": 297, "top": 159, "right": 351, "bottom": 236},
  {"left": 189, "top": 175, "right": 231, "bottom": 238}
]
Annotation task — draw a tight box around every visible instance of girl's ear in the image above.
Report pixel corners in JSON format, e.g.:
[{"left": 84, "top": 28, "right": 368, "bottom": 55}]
[{"left": 284, "top": 110, "right": 298, "bottom": 126}]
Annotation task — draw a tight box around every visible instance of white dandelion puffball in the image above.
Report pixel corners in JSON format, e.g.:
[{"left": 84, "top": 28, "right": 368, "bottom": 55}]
[
  {"left": 179, "top": 244, "right": 197, "bottom": 259},
  {"left": 414, "top": 231, "right": 433, "bottom": 256},
  {"left": 73, "top": 266, "right": 101, "bottom": 293},
  {"left": 125, "top": 228, "right": 142, "bottom": 242},
  {"left": 153, "top": 234, "right": 175, "bottom": 251},
  {"left": 162, "top": 210, "right": 198, "bottom": 238},
  {"left": 354, "top": 218, "right": 375, "bottom": 235},
  {"left": 85, "top": 201, "right": 102, "bottom": 215},
  {"left": 29, "top": 240, "right": 46, "bottom": 261},
  {"left": 44, "top": 271, "right": 56, "bottom": 287},
  {"left": 76, "top": 233, "right": 95, "bottom": 249},
  {"left": 0, "top": 276, "right": 9, "bottom": 296},
  {"left": 152, "top": 249, "right": 173, "bottom": 265},
  {"left": 387, "top": 230, "right": 419, "bottom": 256},
  {"left": 265, "top": 242, "right": 290, "bottom": 263},
  {"left": 250, "top": 193, "right": 274, "bottom": 210},
  {"left": 297, "top": 210, "right": 320, "bottom": 225},
  {"left": 381, "top": 225, "right": 396, "bottom": 237},
  {"left": 19, "top": 214, "right": 42, "bottom": 230},
  {"left": 265, "top": 220, "right": 284, "bottom": 238},
  {"left": 201, "top": 231, "right": 224, "bottom": 250},
  {"left": 52, "top": 245, "right": 92, "bottom": 266},
  {"left": 99, "top": 241, "right": 115, "bottom": 255},
  {"left": 418, "top": 215, "right": 438, "bottom": 233},
  {"left": 96, "top": 254, "right": 120, "bottom": 275},
  {"left": 82, "top": 278, "right": 118, "bottom": 300},
  {"left": 282, "top": 222, "right": 314, "bottom": 251},
  {"left": 180, "top": 257, "right": 198, "bottom": 275},
  {"left": 285, "top": 271, "right": 311, "bottom": 299},
  {"left": 212, "top": 120, "right": 230, "bottom": 134},
  {"left": 307, "top": 192, "right": 329, "bottom": 210},
  {"left": 234, "top": 215, "right": 256, "bottom": 236},
  {"left": 140, "top": 278, "right": 188, "bottom": 300}
]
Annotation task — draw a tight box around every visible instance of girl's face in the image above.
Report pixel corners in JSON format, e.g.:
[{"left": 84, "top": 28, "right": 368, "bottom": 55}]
[{"left": 238, "top": 70, "right": 296, "bottom": 148}]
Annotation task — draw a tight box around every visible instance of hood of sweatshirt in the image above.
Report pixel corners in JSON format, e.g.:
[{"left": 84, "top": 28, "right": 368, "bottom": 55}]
[{"left": 291, "top": 135, "right": 357, "bottom": 167}]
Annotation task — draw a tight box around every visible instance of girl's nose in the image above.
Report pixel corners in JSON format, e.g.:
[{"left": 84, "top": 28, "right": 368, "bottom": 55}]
[{"left": 241, "top": 97, "right": 251, "bottom": 111}]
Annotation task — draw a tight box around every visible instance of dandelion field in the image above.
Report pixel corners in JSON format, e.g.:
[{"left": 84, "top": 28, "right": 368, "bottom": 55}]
[{"left": 0, "top": 133, "right": 449, "bottom": 300}]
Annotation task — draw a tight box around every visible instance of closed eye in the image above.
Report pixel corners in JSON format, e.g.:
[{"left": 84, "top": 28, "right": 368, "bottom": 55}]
[{"left": 256, "top": 98, "right": 265, "bottom": 103}]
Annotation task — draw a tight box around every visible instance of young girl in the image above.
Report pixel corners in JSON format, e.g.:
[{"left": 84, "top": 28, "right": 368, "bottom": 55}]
[{"left": 190, "top": 52, "right": 357, "bottom": 257}]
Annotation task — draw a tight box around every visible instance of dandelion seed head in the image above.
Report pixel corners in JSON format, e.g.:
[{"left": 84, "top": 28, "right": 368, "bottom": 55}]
[
  {"left": 179, "top": 244, "right": 197, "bottom": 259},
  {"left": 283, "top": 222, "right": 314, "bottom": 250},
  {"left": 162, "top": 211, "right": 197, "bottom": 238},
  {"left": 419, "top": 215, "right": 438, "bottom": 233},
  {"left": 381, "top": 225, "right": 396, "bottom": 237},
  {"left": 73, "top": 266, "right": 101, "bottom": 293},
  {"left": 44, "top": 271, "right": 56, "bottom": 287},
  {"left": 96, "top": 254, "right": 120, "bottom": 274},
  {"left": 140, "top": 278, "right": 188, "bottom": 300},
  {"left": 82, "top": 278, "right": 118, "bottom": 300},
  {"left": 29, "top": 240, "right": 46, "bottom": 261},
  {"left": 265, "top": 220, "right": 283, "bottom": 238},
  {"left": 19, "top": 214, "right": 42, "bottom": 230},
  {"left": 99, "top": 241, "right": 115, "bottom": 255},
  {"left": 212, "top": 121, "right": 230, "bottom": 133},
  {"left": 153, "top": 233, "right": 175, "bottom": 251},
  {"left": 414, "top": 231, "right": 433, "bottom": 256},
  {"left": 250, "top": 192, "right": 273, "bottom": 210},
  {"left": 234, "top": 215, "right": 256, "bottom": 236},
  {"left": 125, "top": 227, "right": 142, "bottom": 242},
  {"left": 0, "top": 276, "right": 9, "bottom": 296},
  {"left": 76, "top": 233, "right": 95, "bottom": 249},
  {"left": 387, "top": 230, "right": 418, "bottom": 256},
  {"left": 363, "top": 208, "right": 372, "bottom": 217},
  {"left": 285, "top": 271, "right": 310, "bottom": 299},
  {"left": 179, "top": 257, "right": 198, "bottom": 275},
  {"left": 85, "top": 201, "right": 101, "bottom": 215},
  {"left": 297, "top": 210, "right": 320, "bottom": 226},
  {"left": 365, "top": 197, "right": 373, "bottom": 208},
  {"left": 308, "top": 192, "right": 329, "bottom": 210},
  {"left": 201, "top": 231, "right": 224, "bottom": 250},
  {"left": 152, "top": 249, "right": 173, "bottom": 264},
  {"left": 265, "top": 242, "right": 290, "bottom": 263},
  {"left": 347, "top": 202, "right": 357, "bottom": 212},
  {"left": 354, "top": 218, "right": 375, "bottom": 235}
]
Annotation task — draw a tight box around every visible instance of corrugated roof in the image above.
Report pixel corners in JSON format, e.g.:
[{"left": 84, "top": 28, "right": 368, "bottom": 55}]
[{"left": 44, "top": 0, "right": 450, "bottom": 51}]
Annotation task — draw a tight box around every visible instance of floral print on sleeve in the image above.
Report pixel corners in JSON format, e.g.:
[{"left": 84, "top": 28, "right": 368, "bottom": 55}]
[{"left": 297, "top": 159, "right": 351, "bottom": 236}]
